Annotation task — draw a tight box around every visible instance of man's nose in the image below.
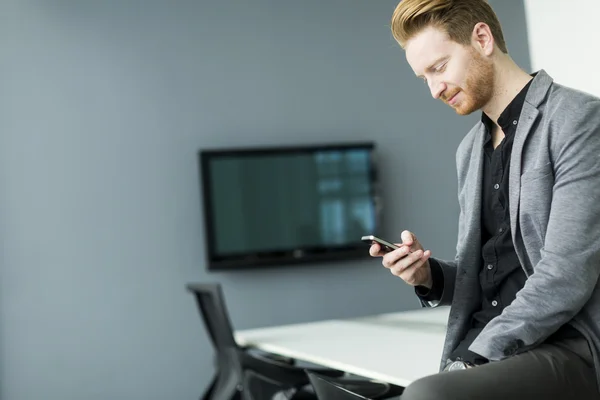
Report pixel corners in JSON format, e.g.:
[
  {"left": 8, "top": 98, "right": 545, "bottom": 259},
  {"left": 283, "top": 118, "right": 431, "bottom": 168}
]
[{"left": 430, "top": 80, "right": 447, "bottom": 100}]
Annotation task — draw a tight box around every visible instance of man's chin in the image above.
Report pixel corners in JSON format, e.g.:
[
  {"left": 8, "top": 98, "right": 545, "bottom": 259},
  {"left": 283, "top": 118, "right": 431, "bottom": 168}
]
[
  {"left": 453, "top": 103, "right": 478, "bottom": 116},
  {"left": 455, "top": 108, "right": 475, "bottom": 116}
]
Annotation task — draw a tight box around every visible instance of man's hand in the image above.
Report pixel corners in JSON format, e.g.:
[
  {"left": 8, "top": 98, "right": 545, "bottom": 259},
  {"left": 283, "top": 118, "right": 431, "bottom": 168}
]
[{"left": 369, "top": 230, "right": 433, "bottom": 289}]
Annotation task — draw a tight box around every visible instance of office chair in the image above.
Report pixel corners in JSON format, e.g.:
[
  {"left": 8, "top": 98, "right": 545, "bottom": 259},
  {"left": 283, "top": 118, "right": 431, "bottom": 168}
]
[
  {"left": 306, "top": 372, "right": 405, "bottom": 400},
  {"left": 187, "top": 283, "right": 345, "bottom": 400},
  {"left": 243, "top": 369, "right": 318, "bottom": 400},
  {"left": 307, "top": 372, "right": 371, "bottom": 399}
]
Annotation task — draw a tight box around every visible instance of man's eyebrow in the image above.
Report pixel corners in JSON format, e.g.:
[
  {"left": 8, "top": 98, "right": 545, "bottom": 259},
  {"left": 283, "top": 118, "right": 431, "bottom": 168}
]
[{"left": 416, "top": 56, "right": 449, "bottom": 78}]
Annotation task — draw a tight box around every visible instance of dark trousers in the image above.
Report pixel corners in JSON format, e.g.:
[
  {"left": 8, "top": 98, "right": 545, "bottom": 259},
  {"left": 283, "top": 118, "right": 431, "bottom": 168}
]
[{"left": 401, "top": 337, "right": 599, "bottom": 400}]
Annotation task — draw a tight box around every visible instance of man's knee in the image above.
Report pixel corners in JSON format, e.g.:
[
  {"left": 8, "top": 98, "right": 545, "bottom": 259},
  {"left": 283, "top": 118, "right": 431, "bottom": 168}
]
[{"left": 401, "top": 372, "right": 460, "bottom": 400}]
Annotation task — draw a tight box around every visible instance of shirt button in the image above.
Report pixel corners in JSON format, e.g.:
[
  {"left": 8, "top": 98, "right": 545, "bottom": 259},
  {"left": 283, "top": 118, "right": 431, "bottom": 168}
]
[
  {"left": 513, "top": 120, "right": 518, "bottom": 125},
  {"left": 492, "top": 300, "right": 498, "bottom": 307},
  {"left": 499, "top": 227, "right": 504, "bottom": 233},
  {"left": 494, "top": 183, "right": 500, "bottom": 190},
  {"left": 487, "top": 264, "right": 494, "bottom": 270}
]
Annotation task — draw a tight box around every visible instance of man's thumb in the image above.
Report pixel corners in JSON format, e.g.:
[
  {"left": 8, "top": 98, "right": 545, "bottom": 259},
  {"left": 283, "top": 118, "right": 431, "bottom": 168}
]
[{"left": 401, "top": 230, "right": 414, "bottom": 246}]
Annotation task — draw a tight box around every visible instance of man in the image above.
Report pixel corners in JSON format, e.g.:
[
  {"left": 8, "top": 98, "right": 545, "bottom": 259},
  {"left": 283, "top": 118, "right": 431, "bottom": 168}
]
[{"left": 369, "top": 0, "right": 600, "bottom": 398}]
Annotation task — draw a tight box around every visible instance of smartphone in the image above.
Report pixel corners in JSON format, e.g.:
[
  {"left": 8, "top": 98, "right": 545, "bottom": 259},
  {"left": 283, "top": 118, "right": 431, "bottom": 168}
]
[{"left": 361, "top": 235, "right": 400, "bottom": 253}]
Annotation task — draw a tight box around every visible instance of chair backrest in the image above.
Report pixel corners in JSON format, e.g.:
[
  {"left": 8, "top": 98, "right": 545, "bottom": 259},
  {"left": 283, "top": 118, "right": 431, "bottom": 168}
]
[
  {"left": 307, "top": 372, "right": 370, "bottom": 400},
  {"left": 187, "top": 283, "right": 238, "bottom": 351},
  {"left": 187, "top": 283, "right": 317, "bottom": 399},
  {"left": 242, "top": 369, "right": 296, "bottom": 400}
]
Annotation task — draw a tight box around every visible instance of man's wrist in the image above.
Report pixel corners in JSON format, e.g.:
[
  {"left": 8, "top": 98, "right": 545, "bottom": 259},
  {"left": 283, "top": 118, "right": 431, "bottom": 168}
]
[{"left": 415, "top": 259, "right": 443, "bottom": 301}]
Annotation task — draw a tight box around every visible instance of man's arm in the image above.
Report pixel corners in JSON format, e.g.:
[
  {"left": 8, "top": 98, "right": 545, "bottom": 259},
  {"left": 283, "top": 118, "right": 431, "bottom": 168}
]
[{"left": 469, "top": 100, "right": 600, "bottom": 360}]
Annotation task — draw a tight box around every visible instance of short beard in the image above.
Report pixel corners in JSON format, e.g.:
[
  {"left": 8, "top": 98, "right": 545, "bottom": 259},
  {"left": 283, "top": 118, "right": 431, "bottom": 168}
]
[{"left": 452, "top": 48, "right": 495, "bottom": 116}]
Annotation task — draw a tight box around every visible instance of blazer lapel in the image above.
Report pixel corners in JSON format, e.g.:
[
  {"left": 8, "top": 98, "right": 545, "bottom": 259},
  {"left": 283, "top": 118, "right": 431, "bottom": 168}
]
[
  {"left": 508, "top": 70, "right": 553, "bottom": 256},
  {"left": 509, "top": 103, "right": 539, "bottom": 243}
]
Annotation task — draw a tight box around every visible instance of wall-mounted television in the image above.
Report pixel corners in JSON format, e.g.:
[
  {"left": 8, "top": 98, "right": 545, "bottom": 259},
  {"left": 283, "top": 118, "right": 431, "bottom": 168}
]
[{"left": 198, "top": 142, "right": 381, "bottom": 270}]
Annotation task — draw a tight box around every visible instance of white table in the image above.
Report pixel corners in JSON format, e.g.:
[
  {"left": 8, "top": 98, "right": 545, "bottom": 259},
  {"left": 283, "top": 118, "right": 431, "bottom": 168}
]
[{"left": 235, "top": 306, "right": 450, "bottom": 388}]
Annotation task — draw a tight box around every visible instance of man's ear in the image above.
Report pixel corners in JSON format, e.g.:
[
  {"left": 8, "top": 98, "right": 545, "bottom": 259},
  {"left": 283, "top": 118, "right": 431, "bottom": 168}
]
[{"left": 472, "top": 22, "right": 494, "bottom": 56}]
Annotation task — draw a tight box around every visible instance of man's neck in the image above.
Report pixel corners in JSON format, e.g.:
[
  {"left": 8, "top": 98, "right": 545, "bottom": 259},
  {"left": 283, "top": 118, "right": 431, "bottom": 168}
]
[{"left": 482, "top": 57, "right": 533, "bottom": 125}]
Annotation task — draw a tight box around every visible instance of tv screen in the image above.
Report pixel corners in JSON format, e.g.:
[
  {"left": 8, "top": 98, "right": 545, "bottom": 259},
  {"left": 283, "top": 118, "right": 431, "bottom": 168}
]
[{"left": 199, "top": 142, "right": 381, "bottom": 270}]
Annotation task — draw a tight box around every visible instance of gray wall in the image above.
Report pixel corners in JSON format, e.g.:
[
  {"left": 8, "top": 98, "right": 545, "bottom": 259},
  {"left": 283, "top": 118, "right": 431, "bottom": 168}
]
[{"left": 0, "top": 0, "right": 530, "bottom": 399}]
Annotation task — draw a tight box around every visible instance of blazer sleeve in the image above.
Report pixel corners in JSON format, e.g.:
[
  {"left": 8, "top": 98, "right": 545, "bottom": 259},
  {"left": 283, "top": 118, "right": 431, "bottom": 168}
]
[
  {"left": 469, "top": 100, "right": 600, "bottom": 361},
  {"left": 415, "top": 257, "right": 457, "bottom": 308}
]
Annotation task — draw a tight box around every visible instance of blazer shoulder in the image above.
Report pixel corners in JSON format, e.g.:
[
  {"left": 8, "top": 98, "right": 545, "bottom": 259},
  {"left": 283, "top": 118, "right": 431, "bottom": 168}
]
[
  {"left": 541, "top": 84, "right": 600, "bottom": 150},
  {"left": 535, "top": 83, "right": 600, "bottom": 165},
  {"left": 544, "top": 83, "right": 600, "bottom": 120}
]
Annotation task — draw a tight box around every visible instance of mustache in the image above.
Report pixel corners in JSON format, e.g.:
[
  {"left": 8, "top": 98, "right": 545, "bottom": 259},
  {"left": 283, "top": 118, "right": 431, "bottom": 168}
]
[{"left": 442, "top": 89, "right": 461, "bottom": 102}]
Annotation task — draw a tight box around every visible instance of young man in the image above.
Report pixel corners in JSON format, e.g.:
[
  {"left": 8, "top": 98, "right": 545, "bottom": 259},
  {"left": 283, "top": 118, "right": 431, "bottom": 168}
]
[{"left": 369, "top": 0, "right": 600, "bottom": 398}]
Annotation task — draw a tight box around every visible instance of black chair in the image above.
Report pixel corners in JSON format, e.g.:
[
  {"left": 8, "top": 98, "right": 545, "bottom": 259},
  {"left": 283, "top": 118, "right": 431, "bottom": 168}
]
[
  {"left": 242, "top": 369, "right": 318, "bottom": 400},
  {"left": 307, "top": 372, "right": 405, "bottom": 400},
  {"left": 187, "top": 283, "right": 344, "bottom": 400},
  {"left": 307, "top": 372, "right": 371, "bottom": 399}
]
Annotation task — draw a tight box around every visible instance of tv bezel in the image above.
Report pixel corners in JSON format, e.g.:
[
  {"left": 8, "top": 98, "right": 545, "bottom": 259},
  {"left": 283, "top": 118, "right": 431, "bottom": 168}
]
[{"left": 198, "top": 142, "right": 381, "bottom": 271}]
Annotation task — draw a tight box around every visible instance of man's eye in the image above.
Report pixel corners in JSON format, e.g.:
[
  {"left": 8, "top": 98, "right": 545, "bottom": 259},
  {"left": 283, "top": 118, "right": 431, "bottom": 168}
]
[
  {"left": 435, "top": 63, "right": 447, "bottom": 73},
  {"left": 422, "top": 77, "right": 428, "bottom": 84}
]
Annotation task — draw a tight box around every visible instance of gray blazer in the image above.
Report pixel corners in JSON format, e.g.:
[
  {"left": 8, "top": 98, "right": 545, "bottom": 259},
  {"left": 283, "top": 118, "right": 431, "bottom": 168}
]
[{"left": 427, "top": 70, "right": 600, "bottom": 386}]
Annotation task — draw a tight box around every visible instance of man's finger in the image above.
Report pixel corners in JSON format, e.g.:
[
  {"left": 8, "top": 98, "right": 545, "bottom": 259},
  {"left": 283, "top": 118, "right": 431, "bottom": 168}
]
[
  {"left": 384, "top": 245, "right": 412, "bottom": 264},
  {"left": 393, "top": 250, "right": 430, "bottom": 277},
  {"left": 401, "top": 251, "right": 430, "bottom": 274},
  {"left": 388, "top": 249, "right": 423, "bottom": 271},
  {"left": 369, "top": 243, "right": 381, "bottom": 256}
]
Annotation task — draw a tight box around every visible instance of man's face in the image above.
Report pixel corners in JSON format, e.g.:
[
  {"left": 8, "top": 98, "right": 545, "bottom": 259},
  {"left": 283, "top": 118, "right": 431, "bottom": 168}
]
[{"left": 405, "top": 26, "right": 494, "bottom": 115}]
